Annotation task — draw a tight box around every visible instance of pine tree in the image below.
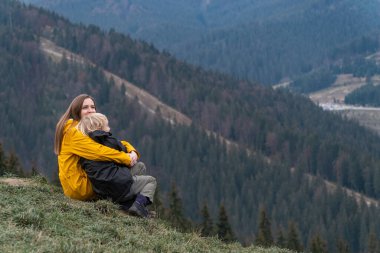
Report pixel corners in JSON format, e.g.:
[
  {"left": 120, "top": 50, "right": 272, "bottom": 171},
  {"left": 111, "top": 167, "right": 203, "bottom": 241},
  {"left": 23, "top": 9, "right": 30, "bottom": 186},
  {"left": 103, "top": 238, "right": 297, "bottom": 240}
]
[
  {"left": 0, "top": 143, "right": 6, "bottom": 176},
  {"left": 276, "top": 227, "right": 286, "bottom": 248},
  {"left": 310, "top": 233, "right": 328, "bottom": 253},
  {"left": 6, "top": 151, "right": 24, "bottom": 177},
  {"left": 368, "top": 232, "right": 379, "bottom": 253},
  {"left": 336, "top": 238, "right": 350, "bottom": 253},
  {"left": 255, "top": 207, "right": 273, "bottom": 247},
  {"left": 167, "top": 184, "right": 190, "bottom": 232},
  {"left": 200, "top": 203, "right": 214, "bottom": 237},
  {"left": 31, "top": 166, "right": 40, "bottom": 177},
  {"left": 217, "top": 204, "right": 235, "bottom": 243},
  {"left": 152, "top": 186, "right": 165, "bottom": 219},
  {"left": 286, "top": 221, "right": 303, "bottom": 252}
]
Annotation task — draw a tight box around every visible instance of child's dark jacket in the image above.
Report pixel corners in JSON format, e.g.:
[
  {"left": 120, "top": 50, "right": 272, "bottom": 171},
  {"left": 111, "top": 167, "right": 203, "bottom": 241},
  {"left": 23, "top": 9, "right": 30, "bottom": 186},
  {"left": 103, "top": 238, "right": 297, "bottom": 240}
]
[{"left": 80, "top": 130, "right": 134, "bottom": 204}]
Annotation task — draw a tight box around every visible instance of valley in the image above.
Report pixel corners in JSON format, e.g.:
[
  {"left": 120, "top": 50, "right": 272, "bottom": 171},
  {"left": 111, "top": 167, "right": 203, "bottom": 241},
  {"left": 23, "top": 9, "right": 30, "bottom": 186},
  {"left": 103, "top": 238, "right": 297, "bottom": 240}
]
[{"left": 307, "top": 73, "right": 380, "bottom": 135}]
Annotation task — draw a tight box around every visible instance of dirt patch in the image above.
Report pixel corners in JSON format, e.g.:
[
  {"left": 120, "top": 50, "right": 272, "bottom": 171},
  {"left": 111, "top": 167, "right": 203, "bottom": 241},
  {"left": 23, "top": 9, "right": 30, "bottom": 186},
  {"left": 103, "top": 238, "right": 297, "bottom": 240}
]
[
  {"left": 309, "top": 74, "right": 380, "bottom": 104},
  {"left": 309, "top": 74, "right": 367, "bottom": 104},
  {"left": 0, "top": 178, "right": 32, "bottom": 186}
]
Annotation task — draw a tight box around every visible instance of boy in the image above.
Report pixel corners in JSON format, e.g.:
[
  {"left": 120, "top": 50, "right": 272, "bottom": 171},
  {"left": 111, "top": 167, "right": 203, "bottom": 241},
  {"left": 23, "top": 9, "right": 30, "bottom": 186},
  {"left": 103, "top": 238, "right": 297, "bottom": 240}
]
[{"left": 77, "top": 113, "right": 156, "bottom": 218}]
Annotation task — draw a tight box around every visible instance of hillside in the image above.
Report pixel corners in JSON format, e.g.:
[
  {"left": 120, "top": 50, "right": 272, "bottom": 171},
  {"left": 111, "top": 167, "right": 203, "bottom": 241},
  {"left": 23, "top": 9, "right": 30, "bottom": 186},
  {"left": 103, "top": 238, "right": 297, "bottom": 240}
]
[
  {"left": 2, "top": 1, "right": 380, "bottom": 252},
  {"left": 0, "top": 176, "right": 290, "bottom": 253},
  {"left": 39, "top": 35, "right": 380, "bottom": 209},
  {"left": 39, "top": 38, "right": 192, "bottom": 127},
  {"left": 40, "top": 31, "right": 380, "bottom": 236}
]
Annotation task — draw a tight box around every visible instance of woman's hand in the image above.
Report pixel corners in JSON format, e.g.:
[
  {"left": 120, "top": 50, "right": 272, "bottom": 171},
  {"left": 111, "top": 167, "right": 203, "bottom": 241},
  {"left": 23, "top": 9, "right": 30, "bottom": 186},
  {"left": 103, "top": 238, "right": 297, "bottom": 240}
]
[{"left": 129, "top": 151, "right": 138, "bottom": 166}]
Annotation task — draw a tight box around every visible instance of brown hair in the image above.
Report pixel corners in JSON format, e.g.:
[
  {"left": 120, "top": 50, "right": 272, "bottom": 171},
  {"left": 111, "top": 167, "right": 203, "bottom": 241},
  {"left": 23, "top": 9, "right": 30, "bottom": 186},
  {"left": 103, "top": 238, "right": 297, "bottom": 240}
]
[
  {"left": 77, "top": 113, "right": 110, "bottom": 136},
  {"left": 54, "top": 94, "right": 96, "bottom": 155}
]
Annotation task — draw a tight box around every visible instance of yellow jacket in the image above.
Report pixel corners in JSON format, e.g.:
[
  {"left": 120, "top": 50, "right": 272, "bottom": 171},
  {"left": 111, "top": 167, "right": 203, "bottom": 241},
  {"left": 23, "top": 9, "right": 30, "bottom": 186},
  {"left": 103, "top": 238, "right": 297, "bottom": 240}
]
[{"left": 58, "top": 119, "right": 138, "bottom": 200}]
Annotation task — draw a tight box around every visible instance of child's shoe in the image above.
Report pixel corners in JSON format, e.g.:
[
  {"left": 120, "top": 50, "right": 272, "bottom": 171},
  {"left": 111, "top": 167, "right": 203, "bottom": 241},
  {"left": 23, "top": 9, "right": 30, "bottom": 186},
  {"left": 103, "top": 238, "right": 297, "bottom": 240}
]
[{"left": 128, "top": 194, "right": 149, "bottom": 218}]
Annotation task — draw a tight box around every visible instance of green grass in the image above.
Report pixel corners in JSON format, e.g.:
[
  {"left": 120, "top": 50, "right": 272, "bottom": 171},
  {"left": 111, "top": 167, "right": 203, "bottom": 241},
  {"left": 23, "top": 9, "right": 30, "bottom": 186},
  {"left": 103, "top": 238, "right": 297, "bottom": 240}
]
[{"left": 0, "top": 176, "right": 292, "bottom": 253}]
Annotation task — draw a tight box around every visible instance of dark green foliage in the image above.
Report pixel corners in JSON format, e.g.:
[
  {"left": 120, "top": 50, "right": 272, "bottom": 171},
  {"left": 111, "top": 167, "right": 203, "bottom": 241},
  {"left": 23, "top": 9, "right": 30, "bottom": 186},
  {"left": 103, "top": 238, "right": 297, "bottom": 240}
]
[
  {"left": 289, "top": 69, "right": 336, "bottom": 93},
  {"left": 166, "top": 184, "right": 191, "bottom": 232},
  {"left": 0, "top": 142, "right": 24, "bottom": 177},
  {"left": 309, "top": 234, "right": 328, "bottom": 253},
  {"left": 340, "top": 58, "right": 380, "bottom": 78},
  {"left": 6, "top": 151, "right": 24, "bottom": 177},
  {"left": 345, "top": 83, "right": 380, "bottom": 107},
  {"left": 217, "top": 204, "right": 235, "bottom": 243},
  {"left": 332, "top": 36, "right": 380, "bottom": 58},
  {"left": 255, "top": 207, "right": 273, "bottom": 247},
  {"left": 200, "top": 203, "right": 214, "bottom": 237},
  {"left": 286, "top": 221, "right": 303, "bottom": 252},
  {"left": 0, "top": 143, "right": 6, "bottom": 175},
  {"left": 367, "top": 232, "right": 380, "bottom": 253},
  {"left": 152, "top": 186, "right": 165, "bottom": 219},
  {"left": 336, "top": 238, "right": 350, "bottom": 253},
  {"left": 276, "top": 228, "right": 286, "bottom": 249}
]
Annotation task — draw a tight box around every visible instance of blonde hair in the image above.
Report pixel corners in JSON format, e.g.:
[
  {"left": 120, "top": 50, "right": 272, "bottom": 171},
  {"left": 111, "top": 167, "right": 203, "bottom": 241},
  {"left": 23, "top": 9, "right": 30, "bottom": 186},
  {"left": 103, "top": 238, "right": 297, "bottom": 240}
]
[
  {"left": 54, "top": 94, "right": 95, "bottom": 155},
  {"left": 77, "top": 113, "right": 110, "bottom": 136}
]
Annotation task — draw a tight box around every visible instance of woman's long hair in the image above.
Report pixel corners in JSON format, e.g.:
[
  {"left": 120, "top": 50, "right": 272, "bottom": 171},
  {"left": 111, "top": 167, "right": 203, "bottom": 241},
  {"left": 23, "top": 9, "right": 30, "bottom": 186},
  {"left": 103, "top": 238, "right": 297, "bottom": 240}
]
[{"left": 54, "top": 94, "right": 95, "bottom": 155}]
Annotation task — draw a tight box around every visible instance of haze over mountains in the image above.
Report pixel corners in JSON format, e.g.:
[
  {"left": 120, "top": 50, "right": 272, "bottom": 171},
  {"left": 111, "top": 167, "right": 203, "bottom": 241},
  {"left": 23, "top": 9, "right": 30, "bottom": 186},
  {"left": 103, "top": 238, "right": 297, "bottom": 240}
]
[{"left": 2, "top": 1, "right": 380, "bottom": 251}]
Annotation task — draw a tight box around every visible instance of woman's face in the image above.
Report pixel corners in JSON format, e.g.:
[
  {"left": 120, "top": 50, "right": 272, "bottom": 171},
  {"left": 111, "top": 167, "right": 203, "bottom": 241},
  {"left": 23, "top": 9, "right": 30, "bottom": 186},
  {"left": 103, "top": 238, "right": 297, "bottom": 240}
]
[{"left": 80, "top": 98, "right": 96, "bottom": 118}]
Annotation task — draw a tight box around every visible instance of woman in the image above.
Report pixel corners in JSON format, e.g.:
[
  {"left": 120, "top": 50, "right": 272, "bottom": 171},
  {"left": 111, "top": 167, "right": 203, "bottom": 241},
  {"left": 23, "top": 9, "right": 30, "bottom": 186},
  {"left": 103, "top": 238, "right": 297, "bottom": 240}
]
[{"left": 54, "top": 94, "right": 139, "bottom": 200}]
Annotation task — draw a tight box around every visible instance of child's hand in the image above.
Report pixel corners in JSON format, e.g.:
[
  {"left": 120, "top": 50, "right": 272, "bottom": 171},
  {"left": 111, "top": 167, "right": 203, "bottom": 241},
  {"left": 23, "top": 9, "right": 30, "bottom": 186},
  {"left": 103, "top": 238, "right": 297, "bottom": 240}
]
[{"left": 129, "top": 151, "right": 138, "bottom": 166}]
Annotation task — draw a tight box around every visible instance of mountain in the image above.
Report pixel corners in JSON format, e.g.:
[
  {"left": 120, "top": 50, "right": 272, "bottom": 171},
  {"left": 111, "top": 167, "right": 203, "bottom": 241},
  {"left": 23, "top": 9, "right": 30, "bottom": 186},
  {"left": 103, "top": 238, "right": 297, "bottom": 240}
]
[
  {"left": 21, "top": 0, "right": 380, "bottom": 85},
  {"left": 2, "top": 1, "right": 380, "bottom": 251}
]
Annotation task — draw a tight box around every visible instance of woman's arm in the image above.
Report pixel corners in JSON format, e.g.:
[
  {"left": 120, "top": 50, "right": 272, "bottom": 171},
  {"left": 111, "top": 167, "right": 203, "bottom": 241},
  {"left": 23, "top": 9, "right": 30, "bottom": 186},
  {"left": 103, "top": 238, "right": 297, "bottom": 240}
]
[
  {"left": 64, "top": 127, "right": 133, "bottom": 165},
  {"left": 120, "top": 140, "right": 141, "bottom": 158}
]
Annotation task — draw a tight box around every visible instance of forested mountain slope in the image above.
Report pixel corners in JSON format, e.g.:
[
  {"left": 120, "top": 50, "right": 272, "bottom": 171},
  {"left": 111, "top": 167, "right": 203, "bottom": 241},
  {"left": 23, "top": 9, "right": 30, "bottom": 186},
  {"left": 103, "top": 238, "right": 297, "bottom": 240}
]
[
  {"left": 1, "top": 1, "right": 380, "bottom": 251},
  {"left": 21, "top": 0, "right": 380, "bottom": 85}
]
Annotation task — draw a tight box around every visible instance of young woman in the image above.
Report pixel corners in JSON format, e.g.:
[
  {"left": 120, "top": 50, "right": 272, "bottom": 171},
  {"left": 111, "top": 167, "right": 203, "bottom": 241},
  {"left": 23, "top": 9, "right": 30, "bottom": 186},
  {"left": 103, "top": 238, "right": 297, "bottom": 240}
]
[{"left": 54, "top": 94, "right": 139, "bottom": 200}]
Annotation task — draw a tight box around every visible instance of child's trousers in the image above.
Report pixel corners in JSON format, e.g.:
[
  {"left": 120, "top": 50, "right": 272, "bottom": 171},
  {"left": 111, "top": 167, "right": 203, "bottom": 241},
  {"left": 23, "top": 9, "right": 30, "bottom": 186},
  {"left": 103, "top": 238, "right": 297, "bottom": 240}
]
[{"left": 129, "top": 162, "right": 156, "bottom": 203}]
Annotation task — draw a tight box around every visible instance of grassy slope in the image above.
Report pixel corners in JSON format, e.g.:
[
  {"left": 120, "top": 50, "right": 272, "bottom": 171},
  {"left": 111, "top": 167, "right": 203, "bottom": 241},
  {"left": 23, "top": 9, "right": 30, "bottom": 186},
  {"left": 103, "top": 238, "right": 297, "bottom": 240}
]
[{"left": 0, "top": 176, "right": 291, "bottom": 253}]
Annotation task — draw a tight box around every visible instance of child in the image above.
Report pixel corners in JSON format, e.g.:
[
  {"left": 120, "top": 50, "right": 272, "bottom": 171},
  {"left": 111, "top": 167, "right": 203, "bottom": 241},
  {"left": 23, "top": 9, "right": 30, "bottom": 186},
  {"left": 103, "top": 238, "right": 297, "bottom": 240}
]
[{"left": 77, "top": 113, "right": 156, "bottom": 218}]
